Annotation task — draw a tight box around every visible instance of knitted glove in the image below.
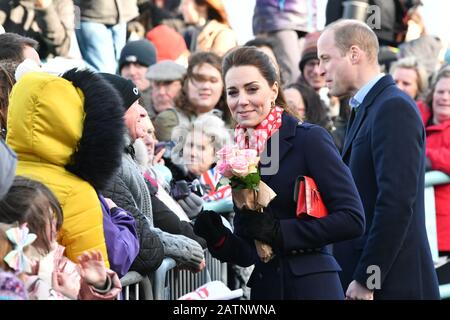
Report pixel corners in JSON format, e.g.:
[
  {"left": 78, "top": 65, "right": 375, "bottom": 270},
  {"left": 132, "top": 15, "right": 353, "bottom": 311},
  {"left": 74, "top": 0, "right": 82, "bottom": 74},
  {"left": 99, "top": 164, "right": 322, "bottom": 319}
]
[
  {"left": 153, "top": 228, "right": 205, "bottom": 271},
  {"left": 193, "top": 210, "right": 228, "bottom": 246},
  {"left": 178, "top": 192, "right": 204, "bottom": 219},
  {"left": 239, "top": 209, "right": 283, "bottom": 251}
]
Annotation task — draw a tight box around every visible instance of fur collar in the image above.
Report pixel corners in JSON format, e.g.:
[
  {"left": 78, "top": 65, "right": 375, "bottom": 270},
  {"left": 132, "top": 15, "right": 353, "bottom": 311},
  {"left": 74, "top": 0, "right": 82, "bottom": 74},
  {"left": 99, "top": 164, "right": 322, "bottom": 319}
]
[{"left": 62, "top": 69, "right": 125, "bottom": 190}]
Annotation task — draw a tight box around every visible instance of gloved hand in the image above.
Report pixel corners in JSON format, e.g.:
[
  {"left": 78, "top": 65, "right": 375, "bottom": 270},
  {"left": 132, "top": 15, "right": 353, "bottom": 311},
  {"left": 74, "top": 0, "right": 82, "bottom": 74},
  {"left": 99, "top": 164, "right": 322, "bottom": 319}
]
[
  {"left": 155, "top": 229, "right": 206, "bottom": 272},
  {"left": 193, "top": 210, "right": 228, "bottom": 246},
  {"left": 178, "top": 192, "right": 204, "bottom": 219},
  {"left": 239, "top": 209, "right": 283, "bottom": 250}
]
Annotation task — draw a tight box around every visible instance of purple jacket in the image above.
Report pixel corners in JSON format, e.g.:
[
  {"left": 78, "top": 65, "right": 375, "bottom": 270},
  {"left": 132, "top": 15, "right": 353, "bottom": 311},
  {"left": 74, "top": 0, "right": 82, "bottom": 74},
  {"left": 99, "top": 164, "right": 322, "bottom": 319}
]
[
  {"left": 99, "top": 194, "right": 139, "bottom": 278},
  {"left": 253, "top": 0, "right": 317, "bottom": 34}
]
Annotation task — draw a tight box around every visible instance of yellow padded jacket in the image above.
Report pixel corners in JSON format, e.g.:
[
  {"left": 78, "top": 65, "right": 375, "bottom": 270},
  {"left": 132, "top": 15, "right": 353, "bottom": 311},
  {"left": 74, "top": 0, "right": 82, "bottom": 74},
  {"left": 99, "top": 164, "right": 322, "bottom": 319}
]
[{"left": 6, "top": 72, "right": 111, "bottom": 266}]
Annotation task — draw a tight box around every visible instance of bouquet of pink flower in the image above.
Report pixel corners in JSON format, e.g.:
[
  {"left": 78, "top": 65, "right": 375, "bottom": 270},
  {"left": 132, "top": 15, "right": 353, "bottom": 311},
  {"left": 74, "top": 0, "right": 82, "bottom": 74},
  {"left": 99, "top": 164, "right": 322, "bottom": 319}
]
[{"left": 215, "top": 145, "right": 277, "bottom": 262}]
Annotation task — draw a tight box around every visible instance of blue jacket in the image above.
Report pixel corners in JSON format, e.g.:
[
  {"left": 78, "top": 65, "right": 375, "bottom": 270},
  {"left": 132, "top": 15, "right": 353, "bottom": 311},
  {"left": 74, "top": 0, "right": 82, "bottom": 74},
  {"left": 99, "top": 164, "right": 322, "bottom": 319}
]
[
  {"left": 334, "top": 75, "right": 440, "bottom": 299},
  {"left": 209, "top": 113, "right": 365, "bottom": 299}
]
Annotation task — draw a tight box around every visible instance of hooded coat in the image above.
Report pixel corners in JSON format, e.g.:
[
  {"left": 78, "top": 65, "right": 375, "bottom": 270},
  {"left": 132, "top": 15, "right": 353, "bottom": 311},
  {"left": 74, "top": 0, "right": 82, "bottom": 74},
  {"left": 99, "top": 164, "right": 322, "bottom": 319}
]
[{"left": 6, "top": 70, "right": 127, "bottom": 267}]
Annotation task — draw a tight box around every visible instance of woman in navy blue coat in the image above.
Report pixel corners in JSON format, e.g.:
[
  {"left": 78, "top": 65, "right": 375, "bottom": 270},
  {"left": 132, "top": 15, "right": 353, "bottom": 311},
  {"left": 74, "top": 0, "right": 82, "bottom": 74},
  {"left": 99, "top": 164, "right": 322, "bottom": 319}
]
[{"left": 194, "top": 46, "right": 365, "bottom": 300}]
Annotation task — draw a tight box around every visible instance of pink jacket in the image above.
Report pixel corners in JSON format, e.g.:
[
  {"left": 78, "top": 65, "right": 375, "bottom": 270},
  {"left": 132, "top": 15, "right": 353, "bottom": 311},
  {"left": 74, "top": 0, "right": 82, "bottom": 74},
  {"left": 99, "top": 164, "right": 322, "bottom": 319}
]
[{"left": 25, "top": 245, "right": 121, "bottom": 300}]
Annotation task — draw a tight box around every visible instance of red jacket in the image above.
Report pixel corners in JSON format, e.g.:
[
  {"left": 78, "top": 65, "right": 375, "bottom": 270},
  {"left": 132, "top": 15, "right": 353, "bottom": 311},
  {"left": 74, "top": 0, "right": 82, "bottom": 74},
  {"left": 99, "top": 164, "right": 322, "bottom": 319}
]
[{"left": 424, "top": 114, "right": 450, "bottom": 251}]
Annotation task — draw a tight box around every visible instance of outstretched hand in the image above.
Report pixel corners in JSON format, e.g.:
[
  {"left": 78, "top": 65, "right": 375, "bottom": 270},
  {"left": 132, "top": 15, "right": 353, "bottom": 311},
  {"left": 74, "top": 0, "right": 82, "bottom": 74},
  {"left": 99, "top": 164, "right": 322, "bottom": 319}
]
[
  {"left": 193, "top": 210, "right": 228, "bottom": 246},
  {"left": 180, "top": 259, "right": 206, "bottom": 274},
  {"left": 77, "top": 250, "right": 108, "bottom": 290}
]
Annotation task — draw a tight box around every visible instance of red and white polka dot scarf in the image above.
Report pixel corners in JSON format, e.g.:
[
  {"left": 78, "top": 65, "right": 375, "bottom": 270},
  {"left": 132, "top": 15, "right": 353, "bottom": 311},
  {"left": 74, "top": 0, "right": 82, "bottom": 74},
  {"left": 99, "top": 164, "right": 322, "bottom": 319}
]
[{"left": 234, "top": 106, "right": 283, "bottom": 155}]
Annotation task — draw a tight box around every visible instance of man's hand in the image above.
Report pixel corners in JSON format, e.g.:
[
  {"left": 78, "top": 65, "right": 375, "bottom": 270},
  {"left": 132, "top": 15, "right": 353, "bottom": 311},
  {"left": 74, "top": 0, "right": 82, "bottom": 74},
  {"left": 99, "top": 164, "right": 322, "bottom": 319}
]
[{"left": 345, "top": 280, "right": 374, "bottom": 300}]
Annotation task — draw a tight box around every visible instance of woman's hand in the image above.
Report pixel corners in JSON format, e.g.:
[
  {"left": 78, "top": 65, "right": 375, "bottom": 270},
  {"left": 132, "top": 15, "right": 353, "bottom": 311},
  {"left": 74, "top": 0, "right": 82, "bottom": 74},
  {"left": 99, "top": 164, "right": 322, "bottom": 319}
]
[
  {"left": 193, "top": 211, "right": 228, "bottom": 246},
  {"left": 239, "top": 209, "right": 283, "bottom": 250}
]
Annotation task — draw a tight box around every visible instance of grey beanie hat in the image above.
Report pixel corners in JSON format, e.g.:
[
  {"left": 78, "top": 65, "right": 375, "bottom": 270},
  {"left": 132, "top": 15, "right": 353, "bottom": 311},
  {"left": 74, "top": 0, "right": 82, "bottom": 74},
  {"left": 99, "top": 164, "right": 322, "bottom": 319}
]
[
  {"left": 0, "top": 140, "right": 17, "bottom": 200},
  {"left": 146, "top": 60, "right": 186, "bottom": 82}
]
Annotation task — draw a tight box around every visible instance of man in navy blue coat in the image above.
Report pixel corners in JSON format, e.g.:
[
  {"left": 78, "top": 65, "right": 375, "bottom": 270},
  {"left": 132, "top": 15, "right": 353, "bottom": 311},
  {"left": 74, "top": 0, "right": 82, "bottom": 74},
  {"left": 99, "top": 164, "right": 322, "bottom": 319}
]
[{"left": 318, "top": 19, "right": 440, "bottom": 299}]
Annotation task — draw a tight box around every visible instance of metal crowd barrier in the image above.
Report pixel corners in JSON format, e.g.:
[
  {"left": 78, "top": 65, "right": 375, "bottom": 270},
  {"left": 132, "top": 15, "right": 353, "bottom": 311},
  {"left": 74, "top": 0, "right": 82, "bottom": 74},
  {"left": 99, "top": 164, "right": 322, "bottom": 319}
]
[
  {"left": 424, "top": 170, "right": 450, "bottom": 300},
  {"left": 152, "top": 250, "right": 228, "bottom": 300},
  {"left": 119, "top": 271, "right": 153, "bottom": 300}
]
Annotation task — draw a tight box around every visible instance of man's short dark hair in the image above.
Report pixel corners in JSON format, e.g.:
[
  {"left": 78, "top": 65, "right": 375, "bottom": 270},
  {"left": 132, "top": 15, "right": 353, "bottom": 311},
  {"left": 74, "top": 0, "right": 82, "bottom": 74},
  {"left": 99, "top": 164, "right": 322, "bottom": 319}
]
[{"left": 0, "top": 33, "right": 39, "bottom": 63}]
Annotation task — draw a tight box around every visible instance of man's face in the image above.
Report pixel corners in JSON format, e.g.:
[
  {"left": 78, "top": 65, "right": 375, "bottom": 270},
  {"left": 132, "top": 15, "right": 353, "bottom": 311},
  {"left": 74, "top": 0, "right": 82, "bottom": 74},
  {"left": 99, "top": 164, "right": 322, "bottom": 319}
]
[
  {"left": 124, "top": 100, "right": 149, "bottom": 141},
  {"left": 22, "top": 45, "right": 41, "bottom": 66},
  {"left": 317, "top": 31, "right": 355, "bottom": 98},
  {"left": 121, "top": 63, "right": 150, "bottom": 91},
  {"left": 151, "top": 80, "right": 182, "bottom": 113}
]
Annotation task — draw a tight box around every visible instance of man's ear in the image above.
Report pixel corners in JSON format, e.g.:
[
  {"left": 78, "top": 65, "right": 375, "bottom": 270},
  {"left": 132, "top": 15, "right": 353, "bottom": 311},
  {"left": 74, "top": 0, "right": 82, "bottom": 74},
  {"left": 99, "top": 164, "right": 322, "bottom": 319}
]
[{"left": 349, "top": 45, "right": 361, "bottom": 64}]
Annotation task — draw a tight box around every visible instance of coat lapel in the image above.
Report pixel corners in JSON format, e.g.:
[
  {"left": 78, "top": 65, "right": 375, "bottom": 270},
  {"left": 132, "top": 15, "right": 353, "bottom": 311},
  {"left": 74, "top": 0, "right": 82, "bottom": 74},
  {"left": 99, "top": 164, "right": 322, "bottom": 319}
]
[
  {"left": 261, "top": 113, "right": 296, "bottom": 182},
  {"left": 341, "top": 75, "right": 396, "bottom": 160}
]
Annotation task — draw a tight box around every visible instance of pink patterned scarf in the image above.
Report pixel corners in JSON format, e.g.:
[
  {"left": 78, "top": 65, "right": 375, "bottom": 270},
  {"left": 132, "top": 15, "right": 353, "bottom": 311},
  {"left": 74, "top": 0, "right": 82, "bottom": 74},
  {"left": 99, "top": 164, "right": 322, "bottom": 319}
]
[{"left": 234, "top": 106, "right": 283, "bottom": 155}]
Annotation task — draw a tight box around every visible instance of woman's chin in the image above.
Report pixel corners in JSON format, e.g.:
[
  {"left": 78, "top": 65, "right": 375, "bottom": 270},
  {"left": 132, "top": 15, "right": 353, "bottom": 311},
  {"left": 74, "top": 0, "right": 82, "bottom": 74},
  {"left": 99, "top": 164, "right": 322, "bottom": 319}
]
[{"left": 237, "top": 118, "right": 258, "bottom": 128}]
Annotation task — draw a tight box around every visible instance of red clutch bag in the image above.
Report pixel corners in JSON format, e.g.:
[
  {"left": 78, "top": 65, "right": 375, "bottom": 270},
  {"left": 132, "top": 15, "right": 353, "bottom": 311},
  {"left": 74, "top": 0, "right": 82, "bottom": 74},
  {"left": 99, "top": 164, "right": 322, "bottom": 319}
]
[{"left": 294, "top": 176, "right": 328, "bottom": 218}]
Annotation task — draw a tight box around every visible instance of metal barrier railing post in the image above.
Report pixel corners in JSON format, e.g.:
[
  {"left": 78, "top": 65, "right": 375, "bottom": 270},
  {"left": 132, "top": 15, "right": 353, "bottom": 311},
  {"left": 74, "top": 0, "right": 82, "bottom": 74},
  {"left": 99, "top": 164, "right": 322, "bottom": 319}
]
[
  {"left": 152, "top": 257, "right": 177, "bottom": 300},
  {"left": 424, "top": 170, "right": 450, "bottom": 300}
]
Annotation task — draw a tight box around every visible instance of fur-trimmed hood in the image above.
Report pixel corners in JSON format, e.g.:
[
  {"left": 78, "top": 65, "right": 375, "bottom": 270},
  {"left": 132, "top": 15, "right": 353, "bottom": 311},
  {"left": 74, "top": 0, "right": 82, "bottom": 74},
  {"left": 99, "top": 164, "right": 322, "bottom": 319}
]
[{"left": 6, "top": 69, "right": 125, "bottom": 190}]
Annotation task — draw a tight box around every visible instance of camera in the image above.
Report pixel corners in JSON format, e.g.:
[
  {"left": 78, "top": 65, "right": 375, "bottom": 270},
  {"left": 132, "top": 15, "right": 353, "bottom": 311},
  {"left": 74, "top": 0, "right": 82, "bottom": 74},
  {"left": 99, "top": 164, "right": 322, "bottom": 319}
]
[{"left": 170, "top": 179, "right": 204, "bottom": 200}]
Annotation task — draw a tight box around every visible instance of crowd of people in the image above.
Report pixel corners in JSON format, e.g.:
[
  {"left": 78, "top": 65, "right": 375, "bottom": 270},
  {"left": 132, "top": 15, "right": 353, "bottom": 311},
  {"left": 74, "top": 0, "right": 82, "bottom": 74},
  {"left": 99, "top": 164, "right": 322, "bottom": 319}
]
[{"left": 0, "top": 0, "right": 450, "bottom": 300}]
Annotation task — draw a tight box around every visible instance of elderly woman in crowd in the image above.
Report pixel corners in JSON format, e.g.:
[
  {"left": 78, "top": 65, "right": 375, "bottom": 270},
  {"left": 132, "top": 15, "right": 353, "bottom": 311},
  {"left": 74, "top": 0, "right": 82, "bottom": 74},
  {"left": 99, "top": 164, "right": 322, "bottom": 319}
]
[{"left": 171, "top": 113, "right": 233, "bottom": 214}]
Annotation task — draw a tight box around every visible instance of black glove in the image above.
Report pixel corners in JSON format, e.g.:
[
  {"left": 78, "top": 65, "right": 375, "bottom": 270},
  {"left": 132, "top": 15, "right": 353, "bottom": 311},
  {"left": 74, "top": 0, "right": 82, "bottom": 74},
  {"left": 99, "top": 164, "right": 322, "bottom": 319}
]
[
  {"left": 193, "top": 210, "right": 228, "bottom": 246},
  {"left": 239, "top": 209, "right": 283, "bottom": 250}
]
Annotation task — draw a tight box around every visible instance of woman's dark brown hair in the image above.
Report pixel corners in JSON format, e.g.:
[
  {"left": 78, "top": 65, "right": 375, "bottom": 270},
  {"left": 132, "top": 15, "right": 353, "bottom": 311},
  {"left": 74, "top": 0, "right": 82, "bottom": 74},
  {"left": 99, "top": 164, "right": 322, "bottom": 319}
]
[
  {"left": 222, "top": 46, "right": 300, "bottom": 120},
  {"left": 175, "top": 51, "right": 231, "bottom": 124},
  {"left": 0, "top": 176, "right": 63, "bottom": 254},
  {"left": 0, "top": 59, "right": 18, "bottom": 139},
  {"left": 285, "top": 82, "right": 332, "bottom": 130}
]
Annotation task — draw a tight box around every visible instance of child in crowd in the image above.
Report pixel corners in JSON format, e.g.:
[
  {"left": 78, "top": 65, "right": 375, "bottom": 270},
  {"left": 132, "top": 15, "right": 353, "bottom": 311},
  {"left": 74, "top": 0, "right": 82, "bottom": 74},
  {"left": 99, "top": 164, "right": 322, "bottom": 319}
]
[{"left": 0, "top": 176, "right": 122, "bottom": 300}]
